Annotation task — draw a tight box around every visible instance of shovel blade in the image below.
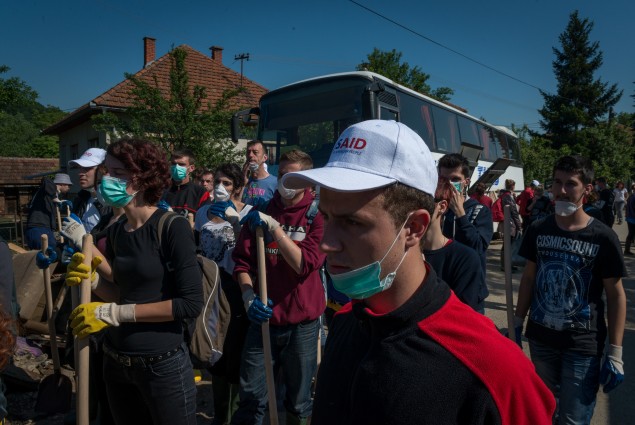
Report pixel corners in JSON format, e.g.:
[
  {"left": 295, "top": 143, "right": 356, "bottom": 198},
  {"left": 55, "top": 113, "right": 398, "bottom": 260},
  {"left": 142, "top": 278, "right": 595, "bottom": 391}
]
[{"left": 35, "top": 372, "right": 73, "bottom": 414}]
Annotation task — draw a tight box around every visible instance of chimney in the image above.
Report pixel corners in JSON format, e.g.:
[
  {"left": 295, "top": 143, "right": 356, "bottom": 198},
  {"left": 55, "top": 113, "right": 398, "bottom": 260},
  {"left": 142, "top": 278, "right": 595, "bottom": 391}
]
[
  {"left": 210, "top": 46, "right": 223, "bottom": 63},
  {"left": 143, "top": 37, "right": 156, "bottom": 68}
]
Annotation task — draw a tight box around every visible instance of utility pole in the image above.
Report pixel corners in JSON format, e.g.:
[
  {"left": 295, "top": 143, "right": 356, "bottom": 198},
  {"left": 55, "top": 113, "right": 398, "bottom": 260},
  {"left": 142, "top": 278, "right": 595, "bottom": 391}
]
[{"left": 235, "top": 53, "right": 250, "bottom": 87}]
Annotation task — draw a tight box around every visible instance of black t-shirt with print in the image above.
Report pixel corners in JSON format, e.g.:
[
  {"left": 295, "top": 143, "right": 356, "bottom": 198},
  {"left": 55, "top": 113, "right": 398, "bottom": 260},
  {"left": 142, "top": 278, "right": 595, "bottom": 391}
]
[{"left": 519, "top": 215, "right": 626, "bottom": 356}]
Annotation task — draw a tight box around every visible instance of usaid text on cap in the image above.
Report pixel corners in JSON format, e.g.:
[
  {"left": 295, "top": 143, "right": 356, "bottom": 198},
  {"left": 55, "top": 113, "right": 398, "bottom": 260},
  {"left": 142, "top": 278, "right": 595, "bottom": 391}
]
[{"left": 334, "top": 137, "right": 367, "bottom": 154}]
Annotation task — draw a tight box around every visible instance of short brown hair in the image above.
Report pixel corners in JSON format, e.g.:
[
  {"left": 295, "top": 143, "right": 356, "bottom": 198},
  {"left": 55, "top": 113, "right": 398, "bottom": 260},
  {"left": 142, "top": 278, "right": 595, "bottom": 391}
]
[
  {"left": 382, "top": 183, "right": 435, "bottom": 229},
  {"left": 280, "top": 149, "right": 313, "bottom": 171}
]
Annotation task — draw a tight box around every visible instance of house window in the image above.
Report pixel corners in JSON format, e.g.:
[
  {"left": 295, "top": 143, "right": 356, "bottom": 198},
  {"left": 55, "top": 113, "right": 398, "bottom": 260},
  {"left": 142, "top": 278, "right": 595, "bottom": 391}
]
[
  {"left": 70, "top": 144, "right": 79, "bottom": 160},
  {"left": 88, "top": 137, "right": 99, "bottom": 148}
]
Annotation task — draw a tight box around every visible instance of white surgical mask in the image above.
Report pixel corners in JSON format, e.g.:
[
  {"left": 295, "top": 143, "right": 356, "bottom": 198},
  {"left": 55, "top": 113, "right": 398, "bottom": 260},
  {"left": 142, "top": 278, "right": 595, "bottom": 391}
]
[
  {"left": 554, "top": 193, "right": 584, "bottom": 217},
  {"left": 277, "top": 180, "right": 297, "bottom": 199},
  {"left": 214, "top": 184, "right": 230, "bottom": 202},
  {"left": 248, "top": 162, "right": 259, "bottom": 173},
  {"left": 554, "top": 201, "right": 581, "bottom": 216}
]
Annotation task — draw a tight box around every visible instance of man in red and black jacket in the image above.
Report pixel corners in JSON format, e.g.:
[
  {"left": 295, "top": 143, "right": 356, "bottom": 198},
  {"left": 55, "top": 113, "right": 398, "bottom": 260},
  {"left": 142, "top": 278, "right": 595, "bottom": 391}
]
[
  {"left": 283, "top": 120, "right": 555, "bottom": 425},
  {"left": 230, "top": 149, "right": 325, "bottom": 425},
  {"left": 162, "top": 149, "right": 208, "bottom": 217}
]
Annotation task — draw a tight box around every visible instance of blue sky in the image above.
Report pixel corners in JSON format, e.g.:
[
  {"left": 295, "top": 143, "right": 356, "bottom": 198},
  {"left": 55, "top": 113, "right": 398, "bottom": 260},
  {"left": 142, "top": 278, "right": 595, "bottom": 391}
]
[{"left": 2, "top": 0, "right": 633, "bottom": 132}]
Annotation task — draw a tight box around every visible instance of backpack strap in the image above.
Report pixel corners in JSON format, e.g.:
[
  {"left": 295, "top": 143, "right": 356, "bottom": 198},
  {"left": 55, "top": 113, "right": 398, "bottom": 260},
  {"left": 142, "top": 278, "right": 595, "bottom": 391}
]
[
  {"left": 157, "top": 211, "right": 180, "bottom": 272},
  {"left": 306, "top": 197, "right": 320, "bottom": 226}
]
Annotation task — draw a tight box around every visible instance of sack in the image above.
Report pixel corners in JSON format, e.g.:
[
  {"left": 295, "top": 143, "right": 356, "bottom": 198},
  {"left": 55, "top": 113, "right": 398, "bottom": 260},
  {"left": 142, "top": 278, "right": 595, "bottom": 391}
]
[
  {"left": 491, "top": 198, "right": 504, "bottom": 222},
  {"left": 157, "top": 212, "right": 231, "bottom": 369},
  {"left": 510, "top": 235, "right": 526, "bottom": 267}
]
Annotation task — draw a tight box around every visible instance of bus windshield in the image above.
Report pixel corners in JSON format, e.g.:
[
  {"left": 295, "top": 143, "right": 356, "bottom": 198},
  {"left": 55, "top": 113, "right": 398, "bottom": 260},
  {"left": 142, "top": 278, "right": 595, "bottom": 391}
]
[{"left": 259, "top": 77, "right": 368, "bottom": 167}]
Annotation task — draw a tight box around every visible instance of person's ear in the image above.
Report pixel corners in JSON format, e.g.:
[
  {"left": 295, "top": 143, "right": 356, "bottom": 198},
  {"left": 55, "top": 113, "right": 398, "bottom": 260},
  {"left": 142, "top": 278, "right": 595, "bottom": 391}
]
[
  {"left": 437, "top": 200, "right": 448, "bottom": 216},
  {"left": 263, "top": 154, "right": 268, "bottom": 163},
  {"left": 405, "top": 209, "right": 430, "bottom": 248}
]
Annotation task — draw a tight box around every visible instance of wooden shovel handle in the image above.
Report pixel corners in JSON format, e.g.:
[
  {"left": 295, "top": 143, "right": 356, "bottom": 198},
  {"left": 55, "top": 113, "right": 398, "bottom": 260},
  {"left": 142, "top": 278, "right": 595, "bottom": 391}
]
[
  {"left": 255, "top": 227, "right": 278, "bottom": 425},
  {"left": 76, "top": 233, "right": 93, "bottom": 425}
]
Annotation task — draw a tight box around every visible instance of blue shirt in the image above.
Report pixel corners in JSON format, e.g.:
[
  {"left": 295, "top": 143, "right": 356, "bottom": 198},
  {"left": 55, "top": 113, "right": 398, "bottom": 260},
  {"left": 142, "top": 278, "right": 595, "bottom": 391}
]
[{"left": 242, "top": 174, "right": 277, "bottom": 205}]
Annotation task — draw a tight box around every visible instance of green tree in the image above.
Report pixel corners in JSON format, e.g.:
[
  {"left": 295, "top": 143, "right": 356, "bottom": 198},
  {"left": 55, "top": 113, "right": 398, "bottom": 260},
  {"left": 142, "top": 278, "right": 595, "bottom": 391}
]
[
  {"left": 93, "top": 47, "right": 242, "bottom": 169},
  {"left": 0, "top": 66, "right": 63, "bottom": 158},
  {"left": 538, "top": 11, "right": 622, "bottom": 150},
  {"left": 356, "top": 48, "right": 454, "bottom": 102},
  {"left": 516, "top": 124, "right": 571, "bottom": 185},
  {"left": 578, "top": 122, "right": 635, "bottom": 183}
]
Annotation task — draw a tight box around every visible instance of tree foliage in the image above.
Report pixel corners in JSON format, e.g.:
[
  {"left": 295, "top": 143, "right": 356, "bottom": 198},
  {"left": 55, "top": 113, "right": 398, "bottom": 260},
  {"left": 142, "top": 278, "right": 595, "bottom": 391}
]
[
  {"left": 356, "top": 48, "right": 454, "bottom": 102},
  {"left": 538, "top": 11, "right": 622, "bottom": 149},
  {"left": 92, "top": 47, "right": 242, "bottom": 169},
  {"left": 0, "top": 66, "right": 64, "bottom": 158},
  {"left": 516, "top": 124, "right": 571, "bottom": 185}
]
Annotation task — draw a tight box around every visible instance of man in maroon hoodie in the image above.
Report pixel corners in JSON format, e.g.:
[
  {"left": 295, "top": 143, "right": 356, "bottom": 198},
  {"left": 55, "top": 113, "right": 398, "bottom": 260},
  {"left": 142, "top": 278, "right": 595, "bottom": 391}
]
[{"left": 230, "top": 149, "right": 325, "bottom": 425}]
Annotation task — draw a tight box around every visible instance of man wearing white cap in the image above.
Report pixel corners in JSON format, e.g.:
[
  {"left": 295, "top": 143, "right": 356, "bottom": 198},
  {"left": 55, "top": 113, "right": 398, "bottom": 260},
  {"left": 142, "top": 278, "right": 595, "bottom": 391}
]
[
  {"left": 25, "top": 173, "right": 74, "bottom": 250},
  {"left": 282, "top": 120, "right": 555, "bottom": 424},
  {"left": 68, "top": 148, "right": 108, "bottom": 233}
]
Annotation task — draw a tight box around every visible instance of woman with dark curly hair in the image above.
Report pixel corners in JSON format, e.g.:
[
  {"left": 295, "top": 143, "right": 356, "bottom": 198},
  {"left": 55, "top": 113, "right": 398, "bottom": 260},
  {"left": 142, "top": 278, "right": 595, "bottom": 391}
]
[{"left": 65, "top": 138, "right": 203, "bottom": 425}]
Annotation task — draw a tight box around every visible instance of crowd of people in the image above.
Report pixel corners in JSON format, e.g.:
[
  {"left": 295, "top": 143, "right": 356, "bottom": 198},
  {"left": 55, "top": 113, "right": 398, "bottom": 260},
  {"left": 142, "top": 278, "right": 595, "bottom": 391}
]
[{"left": 0, "top": 119, "right": 628, "bottom": 425}]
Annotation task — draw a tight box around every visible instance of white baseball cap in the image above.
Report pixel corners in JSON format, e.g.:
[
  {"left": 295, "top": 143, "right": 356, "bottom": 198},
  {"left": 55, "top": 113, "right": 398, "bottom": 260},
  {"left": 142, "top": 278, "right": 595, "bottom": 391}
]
[
  {"left": 68, "top": 148, "right": 106, "bottom": 168},
  {"left": 282, "top": 120, "right": 437, "bottom": 196},
  {"left": 531, "top": 179, "right": 540, "bottom": 187}
]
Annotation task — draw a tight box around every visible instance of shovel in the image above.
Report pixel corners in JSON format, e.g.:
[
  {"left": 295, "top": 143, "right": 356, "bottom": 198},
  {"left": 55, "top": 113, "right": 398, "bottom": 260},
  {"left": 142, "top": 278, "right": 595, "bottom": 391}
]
[
  {"left": 256, "top": 227, "right": 279, "bottom": 425},
  {"left": 35, "top": 234, "right": 73, "bottom": 414}
]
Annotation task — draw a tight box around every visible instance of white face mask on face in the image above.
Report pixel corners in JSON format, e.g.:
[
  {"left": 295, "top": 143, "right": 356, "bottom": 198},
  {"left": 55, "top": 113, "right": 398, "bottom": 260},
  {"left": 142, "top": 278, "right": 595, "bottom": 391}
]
[
  {"left": 554, "top": 193, "right": 584, "bottom": 217},
  {"left": 277, "top": 180, "right": 297, "bottom": 199},
  {"left": 554, "top": 201, "right": 581, "bottom": 216},
  {"left": 214, "top": 184, "right": 230, "bottom": 202}
]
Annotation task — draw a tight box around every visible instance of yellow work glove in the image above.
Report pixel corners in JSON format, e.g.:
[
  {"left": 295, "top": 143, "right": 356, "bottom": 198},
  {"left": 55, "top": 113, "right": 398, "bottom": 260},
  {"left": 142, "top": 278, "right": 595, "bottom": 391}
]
[
  {"left": 65, "top": 252, "right": 102, "bottom": 289},
  {"left": 69, "top": 302, "right": 136, "bottom": 339}
]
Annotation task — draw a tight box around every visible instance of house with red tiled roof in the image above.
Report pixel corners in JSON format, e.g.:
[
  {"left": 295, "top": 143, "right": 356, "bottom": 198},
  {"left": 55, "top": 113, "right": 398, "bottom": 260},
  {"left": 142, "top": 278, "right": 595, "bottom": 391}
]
[{"left": 44, "top": 37, "right": 268, "bottom": 177}]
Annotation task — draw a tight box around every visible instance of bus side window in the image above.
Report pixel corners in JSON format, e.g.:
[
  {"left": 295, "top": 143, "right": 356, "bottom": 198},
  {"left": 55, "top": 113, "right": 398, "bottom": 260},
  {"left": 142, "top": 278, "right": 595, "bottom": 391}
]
[{"left": 431, "top": 105, "right": 459, "bottom": 153}]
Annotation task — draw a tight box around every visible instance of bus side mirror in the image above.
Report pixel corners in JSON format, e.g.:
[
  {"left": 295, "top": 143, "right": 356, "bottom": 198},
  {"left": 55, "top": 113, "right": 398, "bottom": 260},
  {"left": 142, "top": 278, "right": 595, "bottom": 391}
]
[{"left": 231, "top": 108, "right": 260, "bottom": 143}]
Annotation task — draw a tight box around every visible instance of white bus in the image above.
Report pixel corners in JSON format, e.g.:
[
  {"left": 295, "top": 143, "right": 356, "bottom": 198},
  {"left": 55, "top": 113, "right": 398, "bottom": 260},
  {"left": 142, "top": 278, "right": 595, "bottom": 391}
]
[{"left": 232, "top": 71, "right": 523, "bottom": 191}]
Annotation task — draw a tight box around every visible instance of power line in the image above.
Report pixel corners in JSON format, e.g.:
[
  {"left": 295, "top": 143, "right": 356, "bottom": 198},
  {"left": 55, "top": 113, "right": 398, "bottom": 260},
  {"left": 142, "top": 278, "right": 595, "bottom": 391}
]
[{"left": 348, "top": 0, "right": 543, "bottom": 91}]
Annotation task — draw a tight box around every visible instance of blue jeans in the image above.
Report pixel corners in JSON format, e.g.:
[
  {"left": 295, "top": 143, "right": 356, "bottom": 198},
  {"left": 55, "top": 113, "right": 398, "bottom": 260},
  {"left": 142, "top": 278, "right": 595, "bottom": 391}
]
[
  {"left": 103, "top": 342, "right": 197, "bottom": 425},
  {"left": 529, "top": 339, "right": 600, "bottom": 425},
  {"left": 231, "top": 320, "right": 318, "bottom": 425}
]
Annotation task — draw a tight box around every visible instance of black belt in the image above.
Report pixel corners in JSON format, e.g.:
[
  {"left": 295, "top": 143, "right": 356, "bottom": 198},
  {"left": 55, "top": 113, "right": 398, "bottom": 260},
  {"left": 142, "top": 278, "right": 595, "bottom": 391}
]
[{"left": 103, "top": 343, "right": 181, "bottom": 367}]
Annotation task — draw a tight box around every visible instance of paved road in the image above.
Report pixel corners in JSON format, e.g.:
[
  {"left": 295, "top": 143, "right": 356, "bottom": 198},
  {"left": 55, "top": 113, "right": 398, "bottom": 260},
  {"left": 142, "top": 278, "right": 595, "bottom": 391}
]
[{"left": 483, "top": 222, "right": 633, "bottom": 425}]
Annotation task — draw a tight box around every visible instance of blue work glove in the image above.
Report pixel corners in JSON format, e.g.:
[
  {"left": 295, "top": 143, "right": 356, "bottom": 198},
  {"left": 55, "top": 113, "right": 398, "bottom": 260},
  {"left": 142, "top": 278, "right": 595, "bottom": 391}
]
[
  {"left": 208, "top": 200, "right": 238, "bottom": 222},
  {"left": 61, "top": 213, "right": 86, "bottom": 249},
  {"left": 240, "top": 210, "right": 280, "bottom": 233},
  {"left": 242, "top": 288, "right": 273, "bottom": 324},
  {"left": 60, "top": 245, "right": 76, "bottom": 265},
  {"left": 36, "top": 247, "right": 58, "bottom": 269},
  {"left": 600, "top": 345, "right": 624, "bottom": 393},
  {"left": 55, "top": 199, "right": 73, "bottom": 211},
  {"left": 156, "top": 200, "right": 172, "bottom": 211}
]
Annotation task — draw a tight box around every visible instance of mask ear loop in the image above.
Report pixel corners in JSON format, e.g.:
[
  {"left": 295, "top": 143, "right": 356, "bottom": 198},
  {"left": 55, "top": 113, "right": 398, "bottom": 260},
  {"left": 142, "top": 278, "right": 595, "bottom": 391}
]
[{"left": 379, "top": 213, "right": 413, "bottom": 264}]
